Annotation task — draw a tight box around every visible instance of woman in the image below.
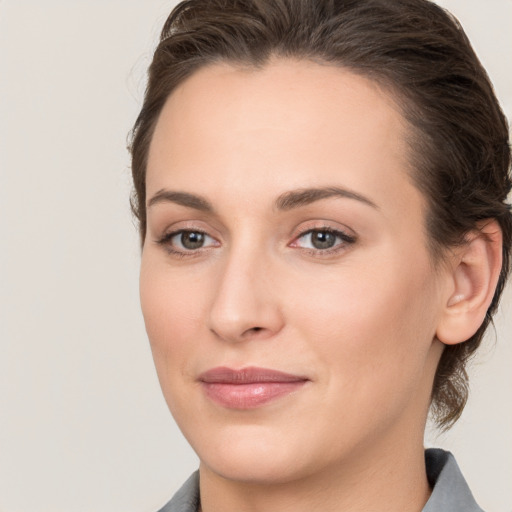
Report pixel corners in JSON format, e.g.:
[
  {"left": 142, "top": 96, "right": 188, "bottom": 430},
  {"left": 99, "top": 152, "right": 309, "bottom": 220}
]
[{"left": 130, "top": 0, "right": 512, "bottom": 511}]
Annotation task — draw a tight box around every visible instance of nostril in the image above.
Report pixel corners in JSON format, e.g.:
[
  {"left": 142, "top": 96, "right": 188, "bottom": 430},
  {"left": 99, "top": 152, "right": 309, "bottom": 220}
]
[{"left": 243, "top": 326, "right": 264, "bottom": 336}]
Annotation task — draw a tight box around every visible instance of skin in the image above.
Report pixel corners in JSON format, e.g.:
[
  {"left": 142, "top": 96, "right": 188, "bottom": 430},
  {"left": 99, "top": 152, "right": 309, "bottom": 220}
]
[{"left": 140, "top": 59, "right": 458, "bottom": 512}]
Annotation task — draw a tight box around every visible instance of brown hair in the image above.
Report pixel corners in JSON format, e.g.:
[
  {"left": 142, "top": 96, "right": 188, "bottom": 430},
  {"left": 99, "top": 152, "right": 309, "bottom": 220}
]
[{"left": 129, "top": 0, "right": 512, "bottom": 428}]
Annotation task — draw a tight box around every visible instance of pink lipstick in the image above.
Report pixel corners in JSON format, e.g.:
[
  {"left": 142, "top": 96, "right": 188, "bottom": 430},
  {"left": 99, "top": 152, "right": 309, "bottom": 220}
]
[{"left": 199, "top": 366, "right": 308, "bottom": 409}]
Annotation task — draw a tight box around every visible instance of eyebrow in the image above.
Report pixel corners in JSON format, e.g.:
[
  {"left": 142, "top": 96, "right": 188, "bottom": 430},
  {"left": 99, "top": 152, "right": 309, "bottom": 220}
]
[
  {"left": 147, "top": 186, "right": 378, "bottom": 212},
  {"left": 147, "top": 189, "right": 214, "bottom": 212},
  {"left": 275, "top": 186, "right": 378, "bottom": 211}
]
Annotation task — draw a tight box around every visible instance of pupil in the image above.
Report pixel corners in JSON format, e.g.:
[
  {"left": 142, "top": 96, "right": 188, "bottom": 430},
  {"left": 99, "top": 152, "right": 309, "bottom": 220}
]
[
  {"left": 312, "top": 231, "right": 335, "bottom": 249},
  {"left": 181, "top": 231, "right": 204, "bottom": 249}
]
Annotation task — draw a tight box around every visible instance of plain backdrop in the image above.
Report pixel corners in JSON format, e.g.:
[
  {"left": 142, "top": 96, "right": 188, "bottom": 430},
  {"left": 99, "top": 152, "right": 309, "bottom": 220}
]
[{"left": 0, "top": 1, "right": 511, "bottom": 511}]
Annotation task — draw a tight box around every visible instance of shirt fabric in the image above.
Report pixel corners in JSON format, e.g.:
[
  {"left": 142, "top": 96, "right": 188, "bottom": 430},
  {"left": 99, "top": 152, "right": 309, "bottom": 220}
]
[{"left": 157, "top": 448, "right": 484, "bottom": 512}]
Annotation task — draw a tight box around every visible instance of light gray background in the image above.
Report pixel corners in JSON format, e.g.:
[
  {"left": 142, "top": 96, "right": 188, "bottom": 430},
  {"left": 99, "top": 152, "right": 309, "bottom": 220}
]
[{"left": 0, "top": 1, "right": 510, "bottom": 511}]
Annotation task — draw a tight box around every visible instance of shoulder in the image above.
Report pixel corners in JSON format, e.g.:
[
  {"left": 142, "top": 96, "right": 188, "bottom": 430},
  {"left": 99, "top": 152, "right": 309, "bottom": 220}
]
[
  {"left": 156, "top": 471, "right": 200, "bottom": 512},
  {"left": 423, "top": 448, "right": 484, "bottom": 512}
]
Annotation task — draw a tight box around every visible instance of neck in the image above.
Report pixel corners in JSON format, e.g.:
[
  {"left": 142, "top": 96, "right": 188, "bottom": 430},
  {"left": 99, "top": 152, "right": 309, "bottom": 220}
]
[{"left": 199, "top": 433, "right": 431, "bottom": 512}]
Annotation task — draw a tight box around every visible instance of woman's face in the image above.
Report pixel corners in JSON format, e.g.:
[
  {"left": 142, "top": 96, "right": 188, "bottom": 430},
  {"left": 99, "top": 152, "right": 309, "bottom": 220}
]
[{"left": 141, "top": 60, "right": 449, "bottom": 483}]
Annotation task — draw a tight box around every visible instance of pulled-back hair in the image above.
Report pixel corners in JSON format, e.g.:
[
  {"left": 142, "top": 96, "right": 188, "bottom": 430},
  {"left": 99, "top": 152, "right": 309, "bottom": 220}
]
[{"left": 130, "top": 0, "right": 512, "bottom": 428}]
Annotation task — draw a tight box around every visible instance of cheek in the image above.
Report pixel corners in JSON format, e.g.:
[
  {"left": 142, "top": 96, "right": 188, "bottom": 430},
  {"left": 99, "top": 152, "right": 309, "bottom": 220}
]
[
  {"left": 287, "top": 253, "right": 439, "bottom": 383},
  {"left": 287, "top": 262, "right": 440, "bottom": 444},
  {"left": 139, "top": 256, "right": 207, "bottom": 378}
]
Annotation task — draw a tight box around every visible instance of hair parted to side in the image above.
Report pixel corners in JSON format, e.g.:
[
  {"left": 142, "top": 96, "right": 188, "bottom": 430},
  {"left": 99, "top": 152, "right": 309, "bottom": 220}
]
[{"left": 129, "top": 0, "right": 512, "bottom": 429}]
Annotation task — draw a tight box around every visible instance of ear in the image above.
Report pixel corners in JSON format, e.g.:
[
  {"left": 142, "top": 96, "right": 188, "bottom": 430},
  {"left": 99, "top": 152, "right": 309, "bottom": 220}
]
[{"left": 436, "top": 219, "right": 503, "bottom": 345}]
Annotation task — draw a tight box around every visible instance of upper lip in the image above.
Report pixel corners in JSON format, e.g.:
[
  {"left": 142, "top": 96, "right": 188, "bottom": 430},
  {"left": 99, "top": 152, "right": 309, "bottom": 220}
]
[{"left": 198, "top": 366, "right": 308, "bottom": 384}]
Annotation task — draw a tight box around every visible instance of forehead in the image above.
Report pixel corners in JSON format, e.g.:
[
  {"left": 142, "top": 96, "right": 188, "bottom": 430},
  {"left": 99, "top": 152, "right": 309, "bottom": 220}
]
[{"left": 147, "top": 59, "right": 422, "bottom": 219}]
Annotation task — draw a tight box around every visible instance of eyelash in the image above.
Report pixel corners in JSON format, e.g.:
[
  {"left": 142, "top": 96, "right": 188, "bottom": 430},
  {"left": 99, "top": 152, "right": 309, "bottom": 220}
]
[
  {"left": 155, "top": 227, "right": 356, "bottom": 258},
  {"left": 156, "top": 229, "right": 217, "bottom": 258},
  {"left": 291, "top": 227, "right": 356, "bottom": 255}
]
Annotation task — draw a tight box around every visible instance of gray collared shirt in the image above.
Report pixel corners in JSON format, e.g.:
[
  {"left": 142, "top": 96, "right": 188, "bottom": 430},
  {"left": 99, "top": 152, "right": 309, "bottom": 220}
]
[{"left": 157, "top": 448, "right": 484, "bottom": 512}]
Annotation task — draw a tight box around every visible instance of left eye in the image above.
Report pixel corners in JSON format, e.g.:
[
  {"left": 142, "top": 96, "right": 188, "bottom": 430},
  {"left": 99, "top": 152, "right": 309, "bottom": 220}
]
[{"left": 294, "top": 229, "right": 354, "bottom": 251}]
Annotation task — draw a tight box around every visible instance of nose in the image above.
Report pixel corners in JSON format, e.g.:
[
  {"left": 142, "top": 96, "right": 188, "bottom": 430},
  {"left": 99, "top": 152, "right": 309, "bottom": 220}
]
[{"left": 208, "top": 247, "right": 285, "bottom": 343}]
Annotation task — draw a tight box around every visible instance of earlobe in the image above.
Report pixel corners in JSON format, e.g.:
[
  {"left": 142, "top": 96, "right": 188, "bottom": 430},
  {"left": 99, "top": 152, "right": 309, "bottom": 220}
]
[{"left": 436, "top": 220, "right": 503, "bottom": 346}]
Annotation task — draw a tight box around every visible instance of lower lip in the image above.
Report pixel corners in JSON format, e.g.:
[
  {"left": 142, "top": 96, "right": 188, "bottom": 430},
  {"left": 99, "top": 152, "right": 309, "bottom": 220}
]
[{"left": 201, "top": 381, "right": 307, "bottom": 409}]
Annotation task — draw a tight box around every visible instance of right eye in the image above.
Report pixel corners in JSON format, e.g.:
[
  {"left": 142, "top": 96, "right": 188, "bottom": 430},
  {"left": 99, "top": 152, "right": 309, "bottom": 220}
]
[{"left": 158, "top": 230, "right": 219, "bottom": 255}]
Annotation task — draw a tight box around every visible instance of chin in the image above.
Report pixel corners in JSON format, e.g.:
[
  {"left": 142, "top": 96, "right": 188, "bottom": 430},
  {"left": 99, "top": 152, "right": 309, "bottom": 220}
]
[
  {"left": 189, "top": 425, "right": 298, "bottom": 483},
  {"left": 202, "top": 450, "right": 306, "bottom": 485},
  {"left": 193, "top": 422, "right": 338, "bottom": 485}
]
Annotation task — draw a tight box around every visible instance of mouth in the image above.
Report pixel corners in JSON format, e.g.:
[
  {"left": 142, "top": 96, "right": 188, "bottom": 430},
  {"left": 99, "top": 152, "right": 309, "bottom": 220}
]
[{"left": 198, "top": 366, "right": 309, "bottom": 409}]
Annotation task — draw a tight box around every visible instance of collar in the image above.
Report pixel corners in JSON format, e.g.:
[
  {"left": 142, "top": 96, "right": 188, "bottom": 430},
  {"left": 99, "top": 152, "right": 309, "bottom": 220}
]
[{"left": 422, "top": 448, "right": 483, "bottom": 512}]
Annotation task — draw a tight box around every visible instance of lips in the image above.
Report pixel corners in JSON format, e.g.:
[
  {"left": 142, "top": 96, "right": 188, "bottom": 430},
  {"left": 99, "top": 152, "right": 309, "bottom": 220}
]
[{"left": 198, "top": 366, "right": 309, "bottom": 409}]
